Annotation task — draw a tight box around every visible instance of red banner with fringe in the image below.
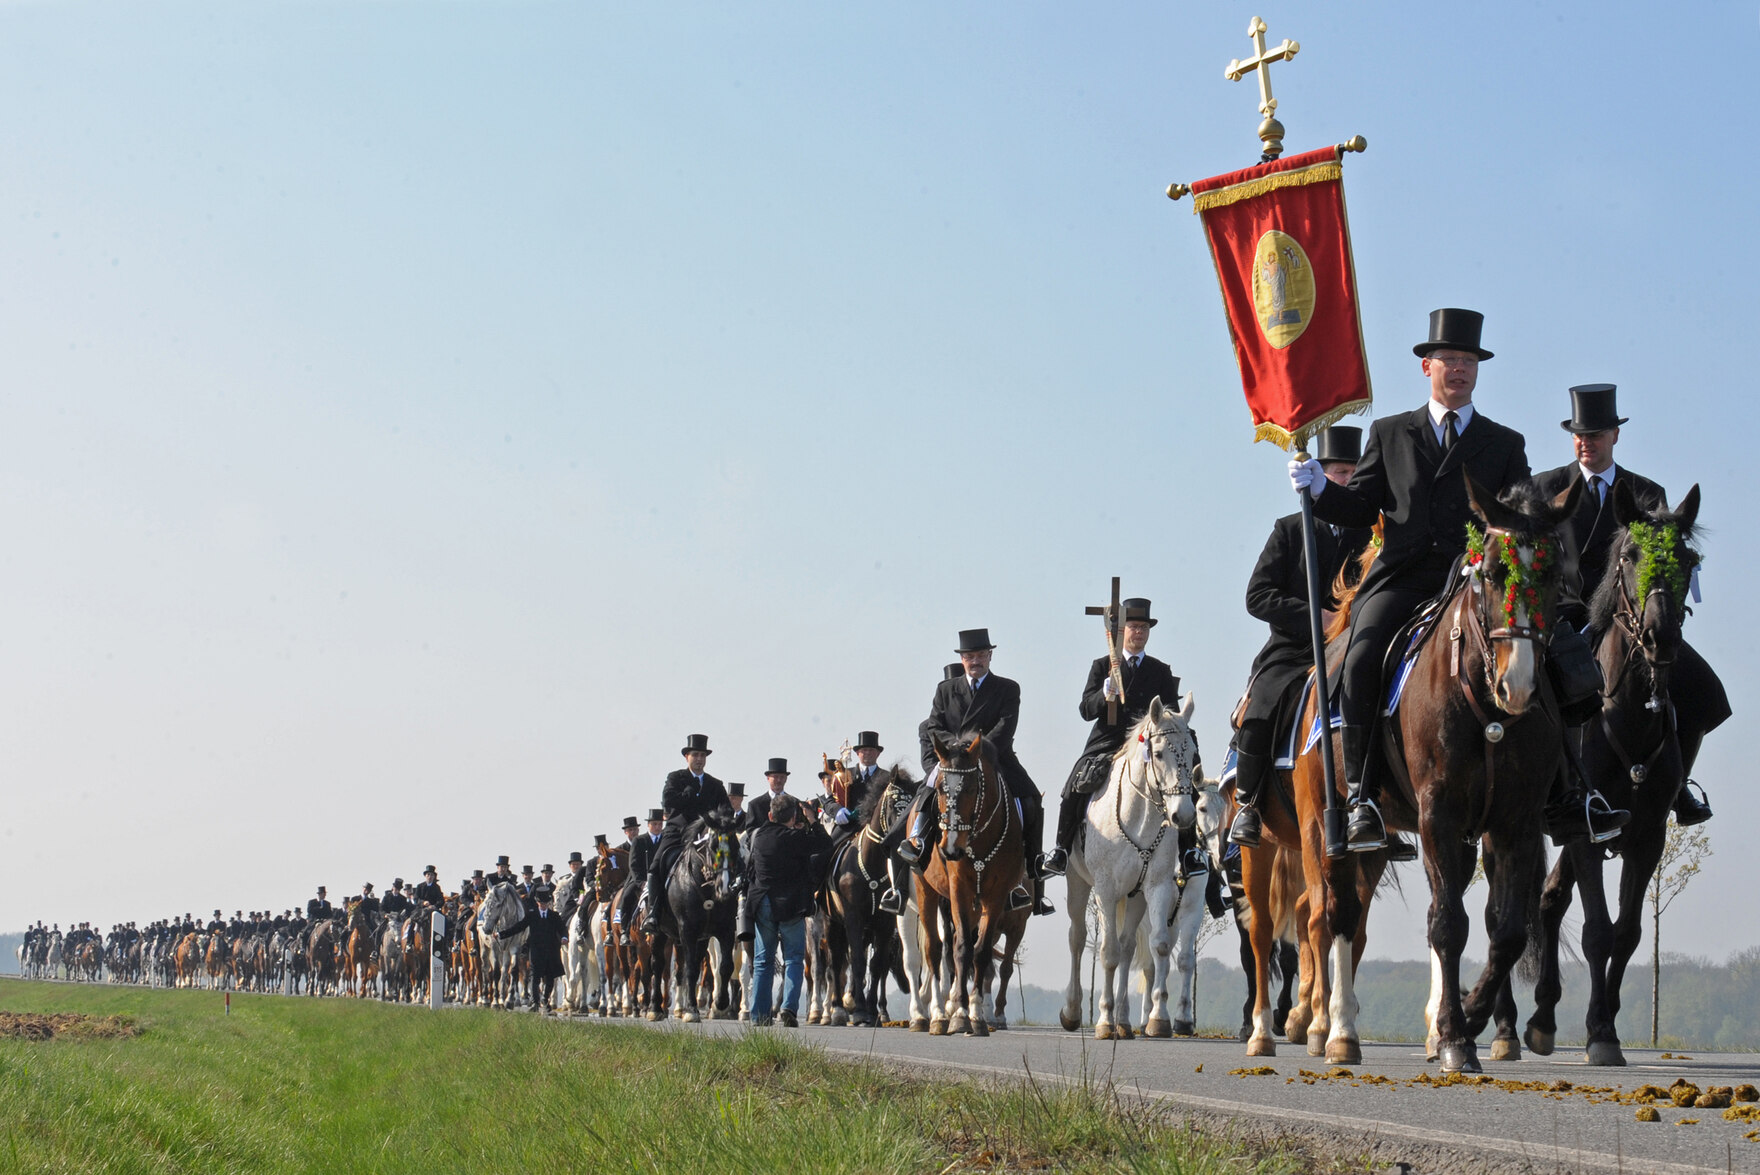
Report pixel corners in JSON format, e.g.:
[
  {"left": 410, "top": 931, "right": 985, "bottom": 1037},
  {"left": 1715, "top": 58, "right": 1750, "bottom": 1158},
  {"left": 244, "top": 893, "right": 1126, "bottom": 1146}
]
[{"left": 1190, "top": 145, "right": 1371, "bottom": 449}]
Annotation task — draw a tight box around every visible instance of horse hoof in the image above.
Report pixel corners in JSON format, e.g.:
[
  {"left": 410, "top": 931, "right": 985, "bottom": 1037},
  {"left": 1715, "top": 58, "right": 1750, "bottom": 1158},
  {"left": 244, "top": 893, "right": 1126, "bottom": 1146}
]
[
  {"left": 990, "top": 1017, "right": 1007, "bottom": 1031},
  {"left": 1116, "top": 1023, "right": 1134, "bottom": 1041},
  {"left": 1284, "top": 1025, "right": 1307, "bottom": 1046},
  {"left": 911, "top": 1018, "right": 931, "bottom": 1033},
  {"left": 949, "top": 1012, "right": 970, "bottom": 1035},
  {"left": 1172, "top": 1019, "right": 1195, "bottom": 1037},
  {"left": 1438, "top": 1041, "right": 1481, "bottom": 1074},
  {"left": 1325, "top": 1039, "right": 1362, "bottom": 1065},
  {"left": 1145, "top": 1018, "right": 1172, "bottom": 1039},
  {"left": 1246, "top": 1036, "right": 1277, "bottom": 1057},
  {"left": 1307, "top": 1035, "right": 1326, "bottom": 1057},
  {"left": 1426, "top": 1034, "right": 1440, "bottom": 1062},
  {"left": 1584, "top": 1041, "right": 1627, "bottom": 1067},
  {"left": 644, "top": 1011, "right": 659, "bottom": 1022},
  {"left": 1238, "top": 1023, "right": 1251, "bottom": 1043},
  {"left": 1489, "top": 1038, "right": 1521, "bottom": 1062},
  {"left": 830, "top": 1009, "right": 848, "bottom": 1027},
  {"left": 970, "top": 1019, "right": 989, "bottom": 1038},
  {"left": 1059, "top": 1009, "right": 1081, "bottom": 1033},
  {"left": 929, "top": 1019, "right": 949, "bottom": 1036},
  {"left": 1523, "top": 1027, "right": 1555, "bottom": 1057},
  {"left": 1094, "top": 1023, "right": 1113, "bottom": 1041}
]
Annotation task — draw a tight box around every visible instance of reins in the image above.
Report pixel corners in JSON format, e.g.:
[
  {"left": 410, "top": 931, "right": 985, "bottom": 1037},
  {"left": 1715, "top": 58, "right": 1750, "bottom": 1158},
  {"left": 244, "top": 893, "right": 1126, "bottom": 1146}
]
[
  {"left": 1597, "top": 555, "right": 1681, "bottom": 786},
  {"left": 1112, "top": 723, "right": 1194, "bottom": 898},
  {"left": 938, "top": 760, "right": 1011, "bottom": 880}
]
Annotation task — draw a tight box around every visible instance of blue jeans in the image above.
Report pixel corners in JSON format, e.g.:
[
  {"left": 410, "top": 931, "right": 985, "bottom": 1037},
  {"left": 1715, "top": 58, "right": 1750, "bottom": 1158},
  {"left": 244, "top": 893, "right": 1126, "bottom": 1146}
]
[{"left": 750, "top": 897, "right": 805, "bottom": 1021}]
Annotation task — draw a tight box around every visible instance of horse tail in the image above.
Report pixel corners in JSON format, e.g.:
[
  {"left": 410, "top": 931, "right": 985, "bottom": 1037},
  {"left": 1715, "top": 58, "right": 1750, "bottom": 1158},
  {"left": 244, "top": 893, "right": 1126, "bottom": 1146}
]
[
  {"left": 1515, "top": 849, "right": 1548, "bottom": 985},
  {"left": 1269, "top": 846, "right": 1302, "bottom": 945}
]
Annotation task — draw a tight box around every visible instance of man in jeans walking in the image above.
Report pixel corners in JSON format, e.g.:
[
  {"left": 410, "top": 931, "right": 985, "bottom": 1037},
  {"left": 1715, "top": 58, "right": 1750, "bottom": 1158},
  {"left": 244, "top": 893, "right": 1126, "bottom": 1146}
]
[{"left": 745, "top": 792, "right": 829, "bottom": 1027}]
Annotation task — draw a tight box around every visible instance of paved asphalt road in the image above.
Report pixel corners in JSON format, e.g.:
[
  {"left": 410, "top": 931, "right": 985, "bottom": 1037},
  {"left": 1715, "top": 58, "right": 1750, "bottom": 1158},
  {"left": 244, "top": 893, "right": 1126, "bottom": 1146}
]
[{"left": 646, "top": 1015, "right": 1760, "bottom": 1174}]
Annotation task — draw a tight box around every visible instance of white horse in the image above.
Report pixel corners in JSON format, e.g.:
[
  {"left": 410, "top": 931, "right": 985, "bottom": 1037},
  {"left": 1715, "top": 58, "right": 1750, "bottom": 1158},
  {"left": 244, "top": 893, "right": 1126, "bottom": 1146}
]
[
  {"left": 1059, "top": 694, "right": 1202, "bottom": 1040},
  {"left": 561, "top": 905, "right": 600, "bottom": 1014},
  {"left": 1135, "top": 776, "right": 1227, "bottom": 1035},
  {"left": 478, "top": 883, "right": 529, "bottom": 1008}
]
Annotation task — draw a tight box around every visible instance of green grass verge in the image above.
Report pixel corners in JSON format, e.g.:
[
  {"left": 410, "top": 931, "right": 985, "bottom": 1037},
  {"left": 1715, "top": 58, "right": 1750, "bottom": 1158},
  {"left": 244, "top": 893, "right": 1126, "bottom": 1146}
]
[{"left": 0, "top": 979, "right": 1337, "bottom": 1174}]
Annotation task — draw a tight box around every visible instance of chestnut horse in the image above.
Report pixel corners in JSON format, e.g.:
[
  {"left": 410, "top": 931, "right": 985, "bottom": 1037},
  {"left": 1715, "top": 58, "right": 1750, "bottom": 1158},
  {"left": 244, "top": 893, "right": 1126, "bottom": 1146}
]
[
  {"left": 914, "top": 731, "right": 1023, "bottom": 1037},
  {"left": 1524, "top": 482, "right": 1703, "bottom": 1065}
]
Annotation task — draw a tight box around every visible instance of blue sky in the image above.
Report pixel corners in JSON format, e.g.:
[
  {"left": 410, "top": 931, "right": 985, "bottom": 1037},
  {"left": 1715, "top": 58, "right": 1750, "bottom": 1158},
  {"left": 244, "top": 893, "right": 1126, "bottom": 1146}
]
[{"left": 3, "top": 2, "right": 1754, "bottom": 998}]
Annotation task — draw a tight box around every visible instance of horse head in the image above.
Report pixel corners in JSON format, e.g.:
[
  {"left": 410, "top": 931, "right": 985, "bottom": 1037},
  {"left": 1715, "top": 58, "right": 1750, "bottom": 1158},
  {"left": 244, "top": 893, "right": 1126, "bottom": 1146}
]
[
  {"left": 1596, "top": 480, "right": 1702, "bottom": 693},
  {"left": 1126, "top": 694, "right": 1201, "bottom": 830},
  {"left": 697, "top": 806, "right": 742, "bottom": 903},
  {"left": 1465, "top": 471, "right": 1582, "bottom": 715},
  {"left": 929, "top": 730, "right": 994, "bottom": 861}
]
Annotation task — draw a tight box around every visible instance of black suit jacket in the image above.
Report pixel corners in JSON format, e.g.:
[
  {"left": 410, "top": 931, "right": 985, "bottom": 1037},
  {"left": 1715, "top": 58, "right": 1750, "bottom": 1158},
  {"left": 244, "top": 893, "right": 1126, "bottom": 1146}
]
[
  {"left": 661, "top": 769, "right": 730, "bottom": 828},
  {"left": 1532, "top": 462, "right": 1667, "bottom": 629},
  {"left": 920, "top": 672, "right": 1038, "bottom": 795},
  {"left": 745, "top": 821, "right": 830, "bottom": 923},
  {"left": 1075, "top": 653, "right": 1182, "bottom": 760},
  {"left": 744, "top": 789, "right": 793, "bottom": 827},
  {"left": 1246, "top": 512, "right": 1374, "bottom": 682},
  {"left": 1313, "top": 405, "right": 1531, "bottom": 597},
  {"left": 500, "top": 906, "right": 566, "bottom": 980}
]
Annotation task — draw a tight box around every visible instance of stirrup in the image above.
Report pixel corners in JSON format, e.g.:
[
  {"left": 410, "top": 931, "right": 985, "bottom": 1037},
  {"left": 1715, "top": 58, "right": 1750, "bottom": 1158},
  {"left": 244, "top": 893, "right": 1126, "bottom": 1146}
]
[
  {"left": 1345, "top": 798, "right": 1387, "bottom": 852},
  {"left": 1006, "top": 886, "right": 1032, "bottom": 912},
  {"left": 1038, "top": 848, "right": 1067, "bottom": 877},
  {"left": 897, "top": 839, "right": 922, "bottom": 866},
  {"left": 1673, "top": 779, "right": 1713, "bottom": 827},
  {"left": 877, "top": 889, "right": 903, "bottom": 915},
  {"left": 1585, "top": 791, "right": 1630, "bottom": 844}
]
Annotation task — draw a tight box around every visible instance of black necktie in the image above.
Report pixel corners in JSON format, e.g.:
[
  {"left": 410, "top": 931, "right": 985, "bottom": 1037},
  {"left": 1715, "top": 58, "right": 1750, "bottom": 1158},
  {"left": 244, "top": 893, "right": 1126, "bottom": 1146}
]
[
  {"left": 1592, "top": 474, "right": 1606, "bottom": 506},
  {"left": 1442, "top": 410, "right": 1459, "bottom": 453}
]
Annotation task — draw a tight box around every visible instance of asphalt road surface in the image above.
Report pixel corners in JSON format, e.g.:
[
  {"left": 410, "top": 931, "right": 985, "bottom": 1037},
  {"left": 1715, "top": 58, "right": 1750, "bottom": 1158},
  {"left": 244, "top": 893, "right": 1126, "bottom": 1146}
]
[{"left": 655, "top": 1015, "right": 1760, "bottom": 1174}]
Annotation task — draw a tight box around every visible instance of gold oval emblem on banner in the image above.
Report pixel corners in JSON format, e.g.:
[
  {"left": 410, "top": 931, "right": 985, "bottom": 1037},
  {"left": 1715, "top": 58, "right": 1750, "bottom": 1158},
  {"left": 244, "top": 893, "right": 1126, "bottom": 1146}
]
[{"left": 1251, "top": 230, "right": 1316, "bottom": 349}]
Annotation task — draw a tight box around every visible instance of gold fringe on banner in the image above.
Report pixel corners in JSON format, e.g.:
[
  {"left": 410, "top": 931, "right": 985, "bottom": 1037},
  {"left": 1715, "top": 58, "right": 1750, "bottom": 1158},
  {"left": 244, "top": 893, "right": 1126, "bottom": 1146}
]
[
  {"left": 1191, "top": 158, "right": 1342, "bottom": 214},
  {"left": 1252, "top": 398, "right": 1373, "bottom": 452}
]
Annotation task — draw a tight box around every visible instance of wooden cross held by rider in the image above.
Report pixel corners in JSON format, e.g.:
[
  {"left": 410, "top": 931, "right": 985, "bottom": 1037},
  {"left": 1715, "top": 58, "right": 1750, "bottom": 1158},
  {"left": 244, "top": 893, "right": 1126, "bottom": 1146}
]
[{"left": 1085, "top": 577, "right": 1128, "bottom": 725}]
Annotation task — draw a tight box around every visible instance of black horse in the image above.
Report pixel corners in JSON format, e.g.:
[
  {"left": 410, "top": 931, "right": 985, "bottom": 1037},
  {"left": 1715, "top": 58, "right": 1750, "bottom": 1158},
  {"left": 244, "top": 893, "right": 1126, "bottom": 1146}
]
[
  {"left": 660, "top": 807, "right": 743, "bottom": 1023},
  {"left": 1523, "top": 482, "right": 1703, "bottom": 1066},
  {"left": 823, "top": 764, "right": 915, "bottom": 1027}
]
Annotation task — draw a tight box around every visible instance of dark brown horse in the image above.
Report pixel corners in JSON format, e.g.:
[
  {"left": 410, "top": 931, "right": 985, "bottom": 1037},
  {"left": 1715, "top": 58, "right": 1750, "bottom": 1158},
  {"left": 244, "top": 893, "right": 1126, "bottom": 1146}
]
[
  {"left": 915, "top": 731, "right": 1023, "bottom": 1037},
  {"left": 1524, "top": 482, "right": 1702, "bottom": 1065},
  {"left": 1372, "top": 473, "right": 1582, "bottom": 1072},
  {"left": 823, "top": 762, "right": 914, "bottom": 1028}
]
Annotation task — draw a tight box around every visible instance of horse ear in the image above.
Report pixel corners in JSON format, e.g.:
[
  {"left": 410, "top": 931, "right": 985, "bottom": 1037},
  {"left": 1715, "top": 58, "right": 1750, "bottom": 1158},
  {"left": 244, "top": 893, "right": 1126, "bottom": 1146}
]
[
  {"left": 1464, "top": 470, "right": 1522, "bottom": 530},
  {"left": 1610, "top": 477, "right": 1642, "bottom": 528},
  {"left": 1674, "top": 484, "right": 1701, "bottom": 534},
  {"left": 1549, "top": 474, "right": 1585, "bottom": 525},
  {"left": 930, "top": 730, "right": 951, "bottom": 761},
  {"left": 964, "top": 733, "right": 983, "bottom": 756},
  {"left": 1179, "top": 692, "right": 1196, "bottom": 723},
  {"left": 1147, "top": 695, "right": 1165, "bottom": 726}
]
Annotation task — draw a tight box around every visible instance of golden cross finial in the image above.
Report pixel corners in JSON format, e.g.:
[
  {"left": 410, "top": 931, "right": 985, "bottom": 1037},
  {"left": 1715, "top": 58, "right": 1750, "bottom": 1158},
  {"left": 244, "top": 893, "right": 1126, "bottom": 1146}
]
[{"left": 1224, "top": 16, "right": 1300, "bottom": 160}]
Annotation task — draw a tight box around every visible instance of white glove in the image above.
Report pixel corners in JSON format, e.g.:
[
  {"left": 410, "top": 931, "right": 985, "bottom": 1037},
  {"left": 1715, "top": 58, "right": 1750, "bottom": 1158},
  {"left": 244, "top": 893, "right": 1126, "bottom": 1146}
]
[
  {"left": 834, "top": 807, "right": 850, "bottom": 825},
  {"left": 1102, "top": 676, "right": 1117, "bottom": 699},
  {"left": 1288, "top": 457, "right": 1326, "bottom": 497}
]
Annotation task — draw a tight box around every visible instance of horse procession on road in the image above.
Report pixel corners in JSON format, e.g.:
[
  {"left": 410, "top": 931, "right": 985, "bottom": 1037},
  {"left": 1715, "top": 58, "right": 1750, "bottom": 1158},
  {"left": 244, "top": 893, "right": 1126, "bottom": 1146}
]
[{"left": 15, "top": 309, "right": 1729, "bottom": 1075}]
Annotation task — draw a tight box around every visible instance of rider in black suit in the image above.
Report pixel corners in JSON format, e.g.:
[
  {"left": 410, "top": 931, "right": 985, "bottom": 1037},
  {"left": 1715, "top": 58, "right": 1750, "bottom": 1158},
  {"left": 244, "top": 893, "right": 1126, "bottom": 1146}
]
[
  {"left": 1533, "top": 384, "right": 1725, "bottom": 826},
  {"left": 1293, "top": 310, "right": 1553, "bottom": 850},
  {"left": 1229, "top": 429, "right": 1380, "bottom": 851},
  {"left": 641, "top": 735, "right": 730, "bottom": 934},
  {"left": 876, "top": 629, "right": 1051, "bottom": 917},
  {"left": 1040, "top": 598, "right": 1197, "bottom": 877}
]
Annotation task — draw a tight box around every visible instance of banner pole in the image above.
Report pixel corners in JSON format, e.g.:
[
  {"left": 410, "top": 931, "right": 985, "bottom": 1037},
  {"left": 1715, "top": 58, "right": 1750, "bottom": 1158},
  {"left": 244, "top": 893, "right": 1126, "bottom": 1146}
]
[{"left": 1294, "top": 440, "right": 1347, "bottom": 859}]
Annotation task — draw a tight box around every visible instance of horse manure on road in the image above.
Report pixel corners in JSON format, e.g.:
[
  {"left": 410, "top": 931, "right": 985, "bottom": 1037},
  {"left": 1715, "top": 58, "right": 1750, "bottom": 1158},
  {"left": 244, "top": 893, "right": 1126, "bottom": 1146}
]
[
  {"left": 0, "top": 1012, "right": 138, "bottom": 1041},
  {"left": 1635, "top": 1106, "right": 1661, "bottom": 1122}
]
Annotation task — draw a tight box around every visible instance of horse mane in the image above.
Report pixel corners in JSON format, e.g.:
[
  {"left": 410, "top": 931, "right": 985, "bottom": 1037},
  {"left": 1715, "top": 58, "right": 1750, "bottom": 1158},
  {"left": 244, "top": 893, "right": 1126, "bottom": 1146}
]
[
  {"left": 1110, "top": 699, "right": 1190, "bottom": 762},
  {"left": 857, "top": 762, "right": 914, "bottom": 825},
  {"left": 688, "top": 806, "right": 740, "bottom": 839},
  {"left": 1325, "top": 518, "right": 1384, "bottom": 642}
]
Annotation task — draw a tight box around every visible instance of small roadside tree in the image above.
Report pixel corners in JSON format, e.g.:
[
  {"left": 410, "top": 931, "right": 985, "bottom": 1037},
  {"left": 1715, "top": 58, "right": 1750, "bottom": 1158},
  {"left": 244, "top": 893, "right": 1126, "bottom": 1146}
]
[{"left": 1649, "top": 817, "right": 1711, "bottom": 1046}]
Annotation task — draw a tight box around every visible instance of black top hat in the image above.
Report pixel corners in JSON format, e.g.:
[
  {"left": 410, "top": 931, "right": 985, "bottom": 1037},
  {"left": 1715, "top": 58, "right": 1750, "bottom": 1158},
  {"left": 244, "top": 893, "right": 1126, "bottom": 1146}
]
[
  {"left": 568, "top": 851, "right": 584, "bottom": 863},
  {"left": 423, "top": 865, "right": 436, "bottom": 875},
  {"left": 520, "top": 865, "right": 534, "bottom": 875},
  {"left": 944, "top": 662, "right": 965, "bottom": 681},
  {"left": 534, "top": 884, "right": 554, "bottom": 902},
  {"left": 496, "top": 854, "right": 510, "bottom": 867},
  {"left": 1122, "top": 598, "right": 1158, "bottom": 628},
  {"left": 472, "top": 869, "right": 484, "bottom": 879},
  {"left": 392, "top": 878, "right": 404, "bottom": 888},
  {"left": 317, "top": 886, "right": 327, "bottom": 893},
  {"left": 362, "top": 882, "right": 374, "bottom": 892},
  {"left": 728, "top": 783, "right": 746, "bottom": 797},
  {"left": 1314, "top": 425, "right": 1362, "bottom": 466},
  {"left": 592, "top": 833, "right": 608, "bottom": 846},
  {"left": 541, "top": 864, "right": 553, "bottom": 873},
  {"left": 1561, "top": 383, "right": 1627, "bottom": 433},
  {"left": 647, "top": 808, "right": 665, "bottom": 823},
  {"left": 853, "top": 730, "right": 883, "bottom": 751},
  {"left": 1413, "top": 308, "right": 1493, "bottom": 360},
  {"left": 680, "top": 732, "right": 713, "bottom": 756},
  {"left": 622, "top": 815, "right": 639, "bottom": 828},
  {"left": 955, "top": 628, "right": 996, "bottom": 652},
  {"left": 765, "top": 757, "right": 789, "bottom": 776}
]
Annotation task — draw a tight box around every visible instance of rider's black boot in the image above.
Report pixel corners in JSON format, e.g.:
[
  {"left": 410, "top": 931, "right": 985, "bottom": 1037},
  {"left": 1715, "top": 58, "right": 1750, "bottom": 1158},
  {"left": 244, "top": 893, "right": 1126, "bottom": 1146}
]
[
  {"left": 1228, "top": 720, "right": 1274, "bottom": 848},
  {"left": 1673, "top": 780, "right": 1713, "bottom": 826},
  {"left": 639, "top": 873, "right": 663, "bottom": 935},
  {"left": 1341, "top": 724, "right": 1387, "bottom": 852},
  {"left": 1030, "top": 879, "right": 1055, "bottom": 917},
  {"left": 1040, "top": 788, "right": 1086, "bottom": 877}
]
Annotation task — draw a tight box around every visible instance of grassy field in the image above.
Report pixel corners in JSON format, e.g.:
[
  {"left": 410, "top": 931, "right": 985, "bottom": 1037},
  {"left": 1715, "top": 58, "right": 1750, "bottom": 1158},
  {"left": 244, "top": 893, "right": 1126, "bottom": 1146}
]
[{"left": 0, "top": 979, "right": 1348, "bottom": 1174}]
